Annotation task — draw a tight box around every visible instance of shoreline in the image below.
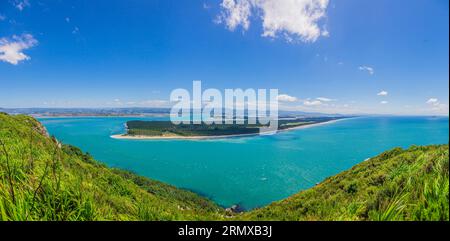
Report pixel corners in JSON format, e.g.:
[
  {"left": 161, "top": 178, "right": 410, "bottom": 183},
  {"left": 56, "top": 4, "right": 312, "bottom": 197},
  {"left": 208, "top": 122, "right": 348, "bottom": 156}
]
[{"left": 110, "top": 118, "right": 347, "bottom": 140}]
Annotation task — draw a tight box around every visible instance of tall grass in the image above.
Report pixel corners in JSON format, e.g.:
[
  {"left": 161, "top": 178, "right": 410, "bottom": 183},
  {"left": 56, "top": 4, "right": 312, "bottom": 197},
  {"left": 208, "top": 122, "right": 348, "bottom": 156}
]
[
  {"left": 242, "top": 145, "right": 449, "bottom": 221},
  {"left": 0, "top": 113, "right": 224, "bottom": 221}
]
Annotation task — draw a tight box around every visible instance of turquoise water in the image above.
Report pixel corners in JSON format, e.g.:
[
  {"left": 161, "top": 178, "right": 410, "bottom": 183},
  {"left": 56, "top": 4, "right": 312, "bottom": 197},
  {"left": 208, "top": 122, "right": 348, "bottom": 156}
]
[{"left": 39, "top": 116, "right": 449, "bottom": 209}]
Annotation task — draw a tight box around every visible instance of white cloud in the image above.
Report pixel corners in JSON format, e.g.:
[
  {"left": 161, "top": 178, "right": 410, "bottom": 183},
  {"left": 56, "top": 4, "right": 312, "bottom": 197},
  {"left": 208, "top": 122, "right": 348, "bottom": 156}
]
[
  {"left": 216, "top": 0, "right": 252, "bottom": 31},
  {"left": 13, "top": 0, "right": 30, "bottom": 11},
  {"left": 0, "top": 34, "right": 38, "bottom": 65},
  {"left": 0, "top": 15, "right": 6, "bottom": 21},
  {"left": 377, "top": 90, "right": 388, "bottom": 96},
  {"left": 277, "top": 94, "right": 298, "bottom": 102},
  {"left": 380, "top": 101, "right": 388, "bottom": 105},
  {"left": 426, "top": 98, "right": 448, "bottom": 113},
  {"left": 303, "top": 100, "right": 322, "bottom": 106},
  {"left": 217, "top": 0, "right": 330, "bottom": 43},
  {"left": 316, "top": 97, "right": 335, "bottom": 102},
  {"left": 426, "top": 98, "right": 439, "bottom": 106},
  {"left": 65, "top": 17, "right": 71, "bottom": 23},
  {"left": 72, "top": 27, "right": 80, "bottom": 34},
  {"left": 359, "top": 65, "right": 374, "bottom": 75}
]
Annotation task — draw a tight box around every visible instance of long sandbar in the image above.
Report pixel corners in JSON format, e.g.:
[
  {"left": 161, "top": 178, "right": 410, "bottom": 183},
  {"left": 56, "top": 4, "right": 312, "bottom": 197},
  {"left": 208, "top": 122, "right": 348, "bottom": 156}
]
[{"left": 110, "top": 118, "right": 346, "bottom": 140}]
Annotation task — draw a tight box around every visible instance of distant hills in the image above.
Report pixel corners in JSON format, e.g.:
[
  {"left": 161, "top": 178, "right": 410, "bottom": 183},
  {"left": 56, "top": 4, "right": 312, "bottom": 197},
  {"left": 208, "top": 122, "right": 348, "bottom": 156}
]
[
  {"left": 0, "top": 107, "right": 171, "bottom": 117},
  {"left": 0, "top": 107, "right": 349, "bottom": 118}
]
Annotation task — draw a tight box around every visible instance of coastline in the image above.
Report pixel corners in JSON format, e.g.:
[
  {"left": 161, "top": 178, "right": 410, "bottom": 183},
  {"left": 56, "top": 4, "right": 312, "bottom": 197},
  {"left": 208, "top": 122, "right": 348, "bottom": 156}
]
[{"left": 110, "top": 118, "right": 347, "bottom": 140}]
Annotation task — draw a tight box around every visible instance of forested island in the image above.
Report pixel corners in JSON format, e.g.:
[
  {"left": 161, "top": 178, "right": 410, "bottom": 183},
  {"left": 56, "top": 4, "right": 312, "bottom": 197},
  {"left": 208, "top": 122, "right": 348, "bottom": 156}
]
[{"left": 112, "top": 117, "right": 347, "bottom": 139}]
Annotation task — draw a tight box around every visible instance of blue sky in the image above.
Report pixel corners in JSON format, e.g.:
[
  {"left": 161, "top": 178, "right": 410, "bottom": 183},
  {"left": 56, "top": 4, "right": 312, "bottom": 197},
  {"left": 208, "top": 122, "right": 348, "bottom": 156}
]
[{"left": 0, "top": 0, "right": 448, "bottom": 115}]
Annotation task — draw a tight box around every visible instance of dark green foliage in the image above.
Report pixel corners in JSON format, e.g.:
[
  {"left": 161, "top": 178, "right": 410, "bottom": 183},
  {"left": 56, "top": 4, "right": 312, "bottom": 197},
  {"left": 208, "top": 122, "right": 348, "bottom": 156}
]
[
  {"left": 112, "top": 169, "right": 222, "bottom": 213},
  {"left": 127, "top": 121, "right": 262, "bottom": 136},
  {"left": 125, "top": 117, "right": 343, "bottom": 137},
  {"left": 241, "top": 145, "right": 449, "bottom": 221}
]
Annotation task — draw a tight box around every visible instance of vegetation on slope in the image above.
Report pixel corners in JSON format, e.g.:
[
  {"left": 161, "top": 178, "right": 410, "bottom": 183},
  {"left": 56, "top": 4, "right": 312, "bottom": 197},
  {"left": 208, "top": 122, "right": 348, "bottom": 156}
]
[
  {"left": 242, "top": 145, "right": 449, "bottom": 221},
  {"left": 1, "top": 113, "right": 448, "bottom": 221},
  {"left": 0, "top": 113, "right": 224, "bottom": 220}
]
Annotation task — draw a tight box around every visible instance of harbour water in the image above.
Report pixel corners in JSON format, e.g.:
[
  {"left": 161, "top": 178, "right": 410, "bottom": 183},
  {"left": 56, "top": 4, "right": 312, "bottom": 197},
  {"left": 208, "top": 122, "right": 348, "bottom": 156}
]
[{"left": 40, "top": 116, "right": 449, "bottom": 209}]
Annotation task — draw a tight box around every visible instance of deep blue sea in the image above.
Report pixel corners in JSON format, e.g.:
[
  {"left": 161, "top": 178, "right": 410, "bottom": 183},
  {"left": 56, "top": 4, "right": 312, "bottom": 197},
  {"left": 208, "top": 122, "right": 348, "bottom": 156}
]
[{"left": 39, "top": 116, "right": 449, "bottom": 209}]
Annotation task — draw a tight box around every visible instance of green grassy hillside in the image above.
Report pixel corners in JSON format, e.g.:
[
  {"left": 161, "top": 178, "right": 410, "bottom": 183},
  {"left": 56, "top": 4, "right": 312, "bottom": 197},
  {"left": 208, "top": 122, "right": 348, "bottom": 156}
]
[
  {"left": 1, "top": 113, "right": 448, "bottom": 221},
  {"left": 0, "top": 113, "right": 225, "bottom": 220},
  {"left": 242, "top": 145, "right": 449, "bottom": 221}
]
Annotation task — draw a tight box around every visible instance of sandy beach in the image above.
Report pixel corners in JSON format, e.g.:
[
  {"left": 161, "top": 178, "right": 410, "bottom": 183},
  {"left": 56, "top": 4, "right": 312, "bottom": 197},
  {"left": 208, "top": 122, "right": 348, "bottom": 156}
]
[{"left": 110, "top": 118, "right": 347, "bottom": 140}]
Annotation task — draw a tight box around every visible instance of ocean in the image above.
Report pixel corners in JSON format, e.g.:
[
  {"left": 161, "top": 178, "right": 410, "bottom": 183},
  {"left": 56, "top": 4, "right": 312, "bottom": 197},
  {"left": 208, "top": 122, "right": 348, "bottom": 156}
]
[{"left": 39, "top": 116, "right": 449, "bottom": 209}]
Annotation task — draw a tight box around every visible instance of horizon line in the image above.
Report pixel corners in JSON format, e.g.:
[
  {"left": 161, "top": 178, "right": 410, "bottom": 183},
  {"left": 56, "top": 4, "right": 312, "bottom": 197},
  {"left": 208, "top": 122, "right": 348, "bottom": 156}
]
[{"left": 1, "top": 107, "right": 449, "bottom": 118}]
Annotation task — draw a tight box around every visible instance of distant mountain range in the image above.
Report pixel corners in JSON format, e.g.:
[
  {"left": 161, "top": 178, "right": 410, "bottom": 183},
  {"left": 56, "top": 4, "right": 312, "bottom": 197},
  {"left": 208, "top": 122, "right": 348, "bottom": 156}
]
[
  {"left": 0, "top": 107, "right": 350, "bottom": 118},
  {"left": 0, "top": 107, "right": 171, "bottom": 117}
]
